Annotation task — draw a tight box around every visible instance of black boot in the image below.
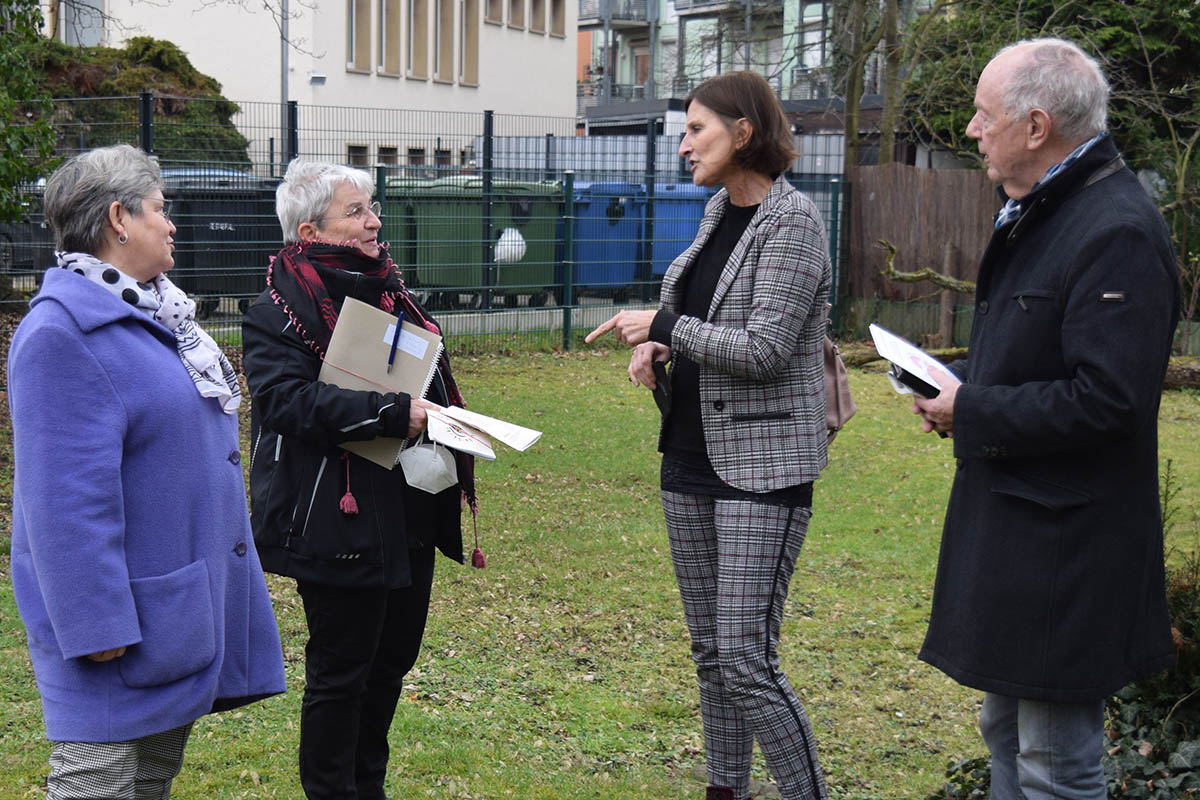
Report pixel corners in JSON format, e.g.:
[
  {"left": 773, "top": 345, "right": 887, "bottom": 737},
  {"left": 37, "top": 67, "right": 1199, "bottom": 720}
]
[{"left": 706, "top": 788, "right": 736, "bottom": 800}]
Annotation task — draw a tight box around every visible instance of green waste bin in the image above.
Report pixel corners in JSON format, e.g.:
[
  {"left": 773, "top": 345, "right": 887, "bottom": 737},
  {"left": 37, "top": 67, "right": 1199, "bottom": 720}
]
[
  {"left": 379, "top": 178, "right": 425, "bottom": 287},
  {"left": 385, "top": 175, "right": 562, "bottom": 307}
]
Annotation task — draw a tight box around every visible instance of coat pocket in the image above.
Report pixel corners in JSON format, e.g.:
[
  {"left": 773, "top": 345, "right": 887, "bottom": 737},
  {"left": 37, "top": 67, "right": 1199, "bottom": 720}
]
[
  {"left": 990, "top": 470, "right": 1091, "bottom": 511},
  {"left": 1011, "top": 288, "right": 1057, "bottom": 312},
  {"left": 728, "top": 411, "right": 794, "bottom": 422},
  {"left": 118, "top": 559, "right": 217, "bottom": 688}
]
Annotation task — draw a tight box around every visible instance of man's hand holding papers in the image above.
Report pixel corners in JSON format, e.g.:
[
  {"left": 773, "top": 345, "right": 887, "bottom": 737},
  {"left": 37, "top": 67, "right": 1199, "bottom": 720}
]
[{"left": 869, "top": 323, "right": 961, "bottom": 437}]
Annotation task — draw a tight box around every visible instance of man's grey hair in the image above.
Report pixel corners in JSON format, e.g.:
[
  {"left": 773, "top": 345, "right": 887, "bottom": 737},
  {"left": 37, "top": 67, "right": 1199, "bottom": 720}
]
[
  {"left": 996, "top": 38, "right": 1109, "bottom": 142},
  {"left": 276, "top": 160, "right": 375, "bottom": 243},
  {"left": 43, "top": 143, "right": 163, "bottom": 254}
]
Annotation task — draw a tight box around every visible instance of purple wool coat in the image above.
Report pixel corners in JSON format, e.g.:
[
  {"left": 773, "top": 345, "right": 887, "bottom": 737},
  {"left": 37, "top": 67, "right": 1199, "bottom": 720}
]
[{"left": 8, "top": 268, "right": 286, "bottom": 742}]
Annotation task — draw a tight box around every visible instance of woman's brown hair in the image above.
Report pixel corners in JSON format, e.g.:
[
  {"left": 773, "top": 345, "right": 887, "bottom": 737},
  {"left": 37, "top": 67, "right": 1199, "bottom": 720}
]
[{"left": 684, "top": 71, "right": 798, "bottom": 176}]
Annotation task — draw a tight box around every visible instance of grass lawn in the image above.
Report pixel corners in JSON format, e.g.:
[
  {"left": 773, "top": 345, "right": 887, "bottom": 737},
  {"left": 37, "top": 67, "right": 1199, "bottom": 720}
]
[{"left": 1, "top": 351, "right": 1199, "bottom": 799}]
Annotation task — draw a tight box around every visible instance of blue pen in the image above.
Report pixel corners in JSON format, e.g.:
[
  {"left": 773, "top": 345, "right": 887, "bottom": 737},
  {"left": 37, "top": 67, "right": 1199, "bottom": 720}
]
[{"left": 386, "top": 311, "right": 405, "bottom": 373}]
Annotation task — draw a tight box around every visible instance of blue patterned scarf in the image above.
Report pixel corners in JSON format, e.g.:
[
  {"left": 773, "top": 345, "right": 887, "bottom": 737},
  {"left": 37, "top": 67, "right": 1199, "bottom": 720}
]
[{"left": 994, "top": 132, "right": 1108, "bottom": 229}]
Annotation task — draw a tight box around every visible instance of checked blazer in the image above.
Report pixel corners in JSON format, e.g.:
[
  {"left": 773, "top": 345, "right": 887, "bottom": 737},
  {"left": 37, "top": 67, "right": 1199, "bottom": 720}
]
[{"left": 660, "top": 174, "right": 832, "bottom": 493}]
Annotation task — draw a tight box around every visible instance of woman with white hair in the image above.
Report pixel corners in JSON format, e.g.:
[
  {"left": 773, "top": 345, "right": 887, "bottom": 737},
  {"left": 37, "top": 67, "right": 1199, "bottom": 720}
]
[
  {"left": 241, "top": 159, "right": 477, "bottom": 800},
  {"left": 7, "top": 143, "right": 286, "bottom": 798}
]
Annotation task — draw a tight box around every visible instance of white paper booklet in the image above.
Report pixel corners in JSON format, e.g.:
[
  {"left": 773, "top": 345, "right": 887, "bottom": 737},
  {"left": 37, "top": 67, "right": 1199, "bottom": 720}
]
[
  {"left": 434, "top": 404, "right": 543, "bottom": 452},
  {"left": 868, "top": 323, "right": 960, "bottom": 398},
  {"left": 425, "top": 411, "right": 496, "bottom": 460}
]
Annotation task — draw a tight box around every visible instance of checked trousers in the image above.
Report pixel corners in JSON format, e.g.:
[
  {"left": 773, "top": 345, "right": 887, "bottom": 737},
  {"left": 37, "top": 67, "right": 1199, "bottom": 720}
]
[
  {"left": 663, "top": 490, "right": 828, "bottom": 800},
  {"left": 46, "top": 723, "right": 193, "bottom": 800}
]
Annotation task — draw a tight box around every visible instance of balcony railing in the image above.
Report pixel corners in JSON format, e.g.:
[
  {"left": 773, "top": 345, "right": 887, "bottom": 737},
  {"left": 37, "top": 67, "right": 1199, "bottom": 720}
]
[
  {"left": 576, "top": 74, "right": 796, "bottom": 107},
  {"left": 789, "top": 67, "right": 831, "bottom": 100},
  {"left": 673, "top": 0, "right": 741, "bottom": 13},
  {"left": 578, "top": 0, "right": 649, "bottom": 23},
  {"left": 577, "top": 80, "right": 649, "bottom": 115}
]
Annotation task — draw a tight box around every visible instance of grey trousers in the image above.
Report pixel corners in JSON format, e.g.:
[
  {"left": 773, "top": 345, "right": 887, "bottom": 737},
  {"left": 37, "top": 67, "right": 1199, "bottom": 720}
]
[
  {"left": 663, "top": 490, "right": 828, "bottom": 800},
  {"left": 46, "top": 722, "right": 193, "bottom": 800},
  {"left": 981, "top": 693, "right": 1107, "bottom": 800}
]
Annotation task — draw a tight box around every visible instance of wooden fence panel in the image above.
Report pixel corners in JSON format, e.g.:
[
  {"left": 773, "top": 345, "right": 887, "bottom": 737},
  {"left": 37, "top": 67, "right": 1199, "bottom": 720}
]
[{"left": 848, "top": 164, "right": 1000, "bottom": 306}]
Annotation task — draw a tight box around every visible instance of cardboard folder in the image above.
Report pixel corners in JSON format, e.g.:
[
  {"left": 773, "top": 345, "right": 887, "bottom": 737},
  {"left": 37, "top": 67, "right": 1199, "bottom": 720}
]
[{"left": 318, "top": 297, "right": 443, "bottom": 468}]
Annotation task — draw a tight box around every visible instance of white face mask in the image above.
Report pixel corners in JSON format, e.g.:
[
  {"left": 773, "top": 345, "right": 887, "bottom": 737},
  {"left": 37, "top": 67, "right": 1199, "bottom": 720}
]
[{"left": 398, "top": 440, "right": 458, "bottom": 494}]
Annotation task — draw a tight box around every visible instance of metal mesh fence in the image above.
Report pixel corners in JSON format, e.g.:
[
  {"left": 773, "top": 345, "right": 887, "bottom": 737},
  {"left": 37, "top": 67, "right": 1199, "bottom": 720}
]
[{"left": 0, "top": 94, "right": 846, "bottom": 354}]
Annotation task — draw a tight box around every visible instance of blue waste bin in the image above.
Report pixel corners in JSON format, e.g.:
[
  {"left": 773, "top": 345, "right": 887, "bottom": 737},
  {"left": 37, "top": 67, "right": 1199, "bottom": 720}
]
[
  {"left": 570, "top": 181, "right": 646, "bottom": 295},
  {"left": 647, "top": 182, "right": 716, "bottom": 276}
]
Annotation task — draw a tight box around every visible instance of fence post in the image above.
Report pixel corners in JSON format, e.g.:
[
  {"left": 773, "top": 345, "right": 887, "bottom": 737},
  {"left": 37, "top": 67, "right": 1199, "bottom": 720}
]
[
  {"left": 828, "top": 177, "right": 842, "bottom": 333},
  {"left": 286, "top": 101, "right": 299, "bottom": 165},
  {"left": 562, "top": 170, "right": 575, "bottom": 351},
  {"left": 376, "top": 164, "right": 387, "bottom": 224},
  {"left": 544, "top": 132, "right": 554, "bottom": 182},
  {"left": 138, "top": 92, "right": 154, "bottom": 154},
  {"left": 641, "top": 118, "right": 656, "bottom": 301},
  {"left": 482, "top": 110, "right": 494, "bottom": 310}
]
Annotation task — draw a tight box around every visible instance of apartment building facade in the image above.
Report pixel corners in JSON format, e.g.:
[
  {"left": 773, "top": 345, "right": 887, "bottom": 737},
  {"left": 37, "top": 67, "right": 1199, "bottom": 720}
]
[{"left": 41, "top": 0, "right": 578, "bottom": 168}]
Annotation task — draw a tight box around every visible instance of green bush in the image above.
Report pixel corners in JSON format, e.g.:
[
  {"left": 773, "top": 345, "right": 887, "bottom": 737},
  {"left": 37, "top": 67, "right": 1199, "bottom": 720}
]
[{"left": 25, "top": 36, "right": 250, "bottom": 169}]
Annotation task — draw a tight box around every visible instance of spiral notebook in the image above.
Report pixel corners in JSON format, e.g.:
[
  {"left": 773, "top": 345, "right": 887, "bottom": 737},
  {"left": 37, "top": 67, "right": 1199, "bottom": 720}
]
[{"left": 318, "top": 296, "right": 443, "bottom": 468}]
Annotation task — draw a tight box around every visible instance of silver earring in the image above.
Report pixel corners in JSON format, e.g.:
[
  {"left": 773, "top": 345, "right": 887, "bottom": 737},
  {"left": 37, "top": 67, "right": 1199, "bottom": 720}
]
[{"left": 118, "top": 232, "right": 128, "bottom": 244}]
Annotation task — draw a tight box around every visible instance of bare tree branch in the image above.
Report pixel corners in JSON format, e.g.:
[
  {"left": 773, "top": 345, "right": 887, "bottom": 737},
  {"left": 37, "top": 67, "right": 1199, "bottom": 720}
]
[{"left": 879, "top": 239, "right": 977, "bottom": 294}]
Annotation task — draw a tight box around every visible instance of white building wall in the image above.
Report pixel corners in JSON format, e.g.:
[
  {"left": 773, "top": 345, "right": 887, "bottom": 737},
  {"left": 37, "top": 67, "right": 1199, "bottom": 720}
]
[{"left": 44, "top": 1, "right": 576, "bottom": 118}]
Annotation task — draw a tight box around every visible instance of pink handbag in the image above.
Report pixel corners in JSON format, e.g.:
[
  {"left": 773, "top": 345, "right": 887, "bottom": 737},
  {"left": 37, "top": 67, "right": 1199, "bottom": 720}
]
[{"left": 824, "top": 333, "right": 856, "bottom": 442}]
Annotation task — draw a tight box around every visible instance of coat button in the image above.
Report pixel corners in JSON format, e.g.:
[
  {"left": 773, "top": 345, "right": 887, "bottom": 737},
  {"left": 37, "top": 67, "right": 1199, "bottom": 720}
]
[
  {"left": 713, "top": 400, "right": 725, "bottom": 411},
  {"left": 234, "top": 541, "right": 247, "bottom": 557},
  {"left": 228, "top": 450, "right": 241, "bottom": 465},
  {"left": 978, "top": 300, "right": 989, "bottom": 314}
]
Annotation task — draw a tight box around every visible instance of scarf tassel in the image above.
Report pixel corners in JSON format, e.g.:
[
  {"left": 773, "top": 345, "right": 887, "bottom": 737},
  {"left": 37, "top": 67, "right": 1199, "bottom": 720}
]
[
  {"left": 468, "top": 494, "right": 485, "bottom": 569},
  {"left": 339, "top": 452, "right": 360, "bottom": 515}
]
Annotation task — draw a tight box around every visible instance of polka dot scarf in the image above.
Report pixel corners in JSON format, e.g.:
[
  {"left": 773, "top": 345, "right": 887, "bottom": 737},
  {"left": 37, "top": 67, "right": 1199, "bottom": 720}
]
[{"left": 57, "top": 251, "right": 242, "bottom": 414}]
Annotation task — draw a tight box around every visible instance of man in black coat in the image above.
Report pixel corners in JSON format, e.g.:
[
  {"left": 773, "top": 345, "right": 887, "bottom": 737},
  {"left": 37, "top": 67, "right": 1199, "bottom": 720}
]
[{"left": 913, "top": 38, "right": 1179, "bottom": 799}]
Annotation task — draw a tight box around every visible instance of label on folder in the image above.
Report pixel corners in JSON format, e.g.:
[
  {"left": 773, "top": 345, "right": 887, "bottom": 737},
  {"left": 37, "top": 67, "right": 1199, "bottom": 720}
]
[{"left": 382, "top": 323, "right": 431, "bottom": 360}]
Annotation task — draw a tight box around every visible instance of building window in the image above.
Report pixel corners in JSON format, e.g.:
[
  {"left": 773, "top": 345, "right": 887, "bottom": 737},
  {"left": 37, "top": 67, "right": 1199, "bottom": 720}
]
[
  {"left": 435, "top": 148, "right": 452, "bottom": 169},
  {"left": 800, "top": 2, "right": 829, "bottom": 68},
  {"left": 407, "top": 147, "right": 427, "bottom": 177},
  {"left": 529, "top": 0, "right": 544, "bottom": 32},
  {"left": 347, "top": 0, "right": 371, "bottom": 70},
  {"left": 408, "top": 0, "right": 429, "bottom": 77},
  {"left": 56, "top": 0, "right": 104, "bottom": 46},
  {"left": 458, "top": 0, "right": 480, "bottom": 84},
  {"left": 378, "top": 0, "right": 401, "bottom": 74},
  {"left": 434, "top": 0, "right": 455, "bottom": 81},
  {"left": 508, "top": 0, "right": 524, "bottom": 29},
  {"left": 635, "top": 50, "right": 649, "bottom": 84},
  {"left": 485, "top": 0, "right": 502, "bottom": 24},
  {"left": 549, "top": 0, "right": 564, "bottom": 36},
  {"left": 379, "top": 146, "right": 399, "bottom": 165},
  {"left": 348, "top": 144, "right": 370, "bottom": 166},
  {"left": 700, "top": 35, "right": 719, "bottom": 78}
]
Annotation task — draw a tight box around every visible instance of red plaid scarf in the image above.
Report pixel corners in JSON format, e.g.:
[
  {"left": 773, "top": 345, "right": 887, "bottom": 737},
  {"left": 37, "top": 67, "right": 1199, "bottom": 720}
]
[{"left": 266, "top": 240, "right": 478, "bottom": 518}]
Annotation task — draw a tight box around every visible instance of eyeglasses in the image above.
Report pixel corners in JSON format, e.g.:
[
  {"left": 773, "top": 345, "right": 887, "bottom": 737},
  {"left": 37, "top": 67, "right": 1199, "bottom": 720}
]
[
  {"left": 316, "top": 200, "right": 382, "bottom": 223},
  {"left": 147, "top": 198, "right": 172, "bottom": 221}
]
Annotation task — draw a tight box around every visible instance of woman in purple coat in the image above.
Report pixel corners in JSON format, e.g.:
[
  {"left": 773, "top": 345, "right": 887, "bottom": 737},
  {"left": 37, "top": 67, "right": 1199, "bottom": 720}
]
[{"left": 7, "top": 144, "right": 286, "bottom": 798}]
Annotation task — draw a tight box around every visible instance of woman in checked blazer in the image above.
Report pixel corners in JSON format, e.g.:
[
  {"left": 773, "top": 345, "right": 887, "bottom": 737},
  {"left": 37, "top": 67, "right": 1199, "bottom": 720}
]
[{"left": 587, "top": 71, "right": 832, "bottom": 800}]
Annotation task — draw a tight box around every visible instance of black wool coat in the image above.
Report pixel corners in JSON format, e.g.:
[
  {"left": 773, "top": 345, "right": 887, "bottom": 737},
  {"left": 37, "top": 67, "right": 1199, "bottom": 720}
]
[{"left": 918, "top": 136, "right": 1180, "bottom": 703}]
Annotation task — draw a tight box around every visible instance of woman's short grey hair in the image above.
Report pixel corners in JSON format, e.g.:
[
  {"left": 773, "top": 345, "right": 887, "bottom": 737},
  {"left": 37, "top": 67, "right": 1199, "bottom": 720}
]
[
  {"left": 43, "top": 143, "right": 164, "bottom": 254},
  {"left": 996, "top": 38, "right": 1109, "bottom": 142},
  {"left": 276, "top": 160, "right": 375, "bottom": 243}
]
